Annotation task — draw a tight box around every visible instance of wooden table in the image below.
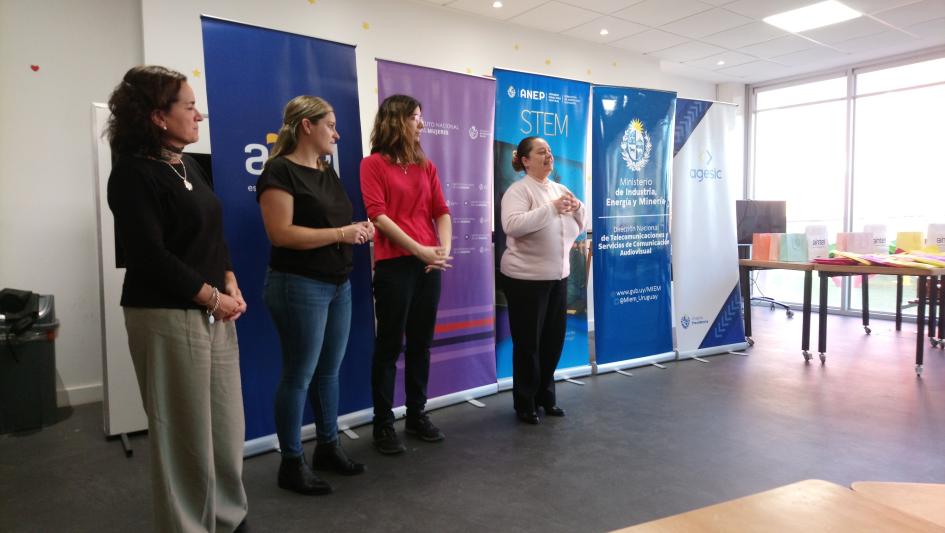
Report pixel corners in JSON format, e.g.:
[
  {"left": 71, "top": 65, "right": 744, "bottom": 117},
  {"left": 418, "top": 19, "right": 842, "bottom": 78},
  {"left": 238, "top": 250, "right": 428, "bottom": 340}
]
[
  {"left": 813, "top": 264, "right": 945, "bottom": 374},
  {"left": 738, "top": 259, "right": 814, "bottom": 359},
  {"left": 613, "top": 479, "right": 945, "bottom": 532},
  {"left": 852, "top": 482, "right": 945, "bottom": 528}
]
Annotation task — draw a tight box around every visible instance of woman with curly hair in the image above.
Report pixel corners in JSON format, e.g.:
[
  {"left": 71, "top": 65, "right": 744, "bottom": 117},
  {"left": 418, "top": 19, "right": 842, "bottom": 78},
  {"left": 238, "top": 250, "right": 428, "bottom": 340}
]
[{"left": 106, "top": 65, "right": 247, "bottom": 532}]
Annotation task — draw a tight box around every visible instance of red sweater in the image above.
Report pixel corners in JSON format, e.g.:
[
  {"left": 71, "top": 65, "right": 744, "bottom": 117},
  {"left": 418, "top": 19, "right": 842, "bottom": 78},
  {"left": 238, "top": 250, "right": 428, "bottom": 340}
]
[{"left": 359, "top": 153, "right": 450, "bottom": 262}]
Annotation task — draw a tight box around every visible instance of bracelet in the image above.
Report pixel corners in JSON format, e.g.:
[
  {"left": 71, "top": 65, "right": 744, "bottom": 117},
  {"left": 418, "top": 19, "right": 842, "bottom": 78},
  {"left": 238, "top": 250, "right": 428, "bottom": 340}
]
[
  {"left": 337, "top": 227, "right": 345, "bottom": 248},
  {"left": 206, "top": 287, "right": 220, "bottom": 321}
]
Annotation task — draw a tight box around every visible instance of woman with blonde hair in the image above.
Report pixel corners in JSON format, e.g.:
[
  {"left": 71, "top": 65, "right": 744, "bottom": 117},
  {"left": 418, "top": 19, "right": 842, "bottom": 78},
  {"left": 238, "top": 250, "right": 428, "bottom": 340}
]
[
  {"left": 360, "top": 94, "right": 452, "bottom": 455},
  {"left": 257, "top": 95, "right": 373, "bottom": 494}
]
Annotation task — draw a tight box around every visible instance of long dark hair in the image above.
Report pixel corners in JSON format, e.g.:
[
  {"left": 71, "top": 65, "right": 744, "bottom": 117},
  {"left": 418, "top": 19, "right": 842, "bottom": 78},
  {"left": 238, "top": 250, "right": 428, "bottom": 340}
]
[
  {"left": 369, "top": 94, "right": 426, "bottom": 165},
  {"left": 106, "top": 65, "right": 186, "bottom": 158}
]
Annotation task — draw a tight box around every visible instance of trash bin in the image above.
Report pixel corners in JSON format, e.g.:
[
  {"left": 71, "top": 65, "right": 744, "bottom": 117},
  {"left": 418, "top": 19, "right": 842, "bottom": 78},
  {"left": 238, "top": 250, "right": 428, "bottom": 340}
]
[{"left": 0, "top": 289, "right": 60, "bottom": 434}]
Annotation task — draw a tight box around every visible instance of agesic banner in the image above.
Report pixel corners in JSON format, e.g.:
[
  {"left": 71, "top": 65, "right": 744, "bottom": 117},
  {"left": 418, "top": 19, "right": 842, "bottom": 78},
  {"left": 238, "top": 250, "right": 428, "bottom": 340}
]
[
  {"left": 591, "top": 86, "right": 676, "bottom": 368},
  {"left": 376, "top": 60, "right": 497, "bottom": 403},
  {"left": 493, "top": 69, "right": 591, "bottom": 381},
  {"left": 201, "top": 17, "right": 373, "bottom": 444},
  {"left": 672, "top": 100, "right": 747, "bottom": 357}
]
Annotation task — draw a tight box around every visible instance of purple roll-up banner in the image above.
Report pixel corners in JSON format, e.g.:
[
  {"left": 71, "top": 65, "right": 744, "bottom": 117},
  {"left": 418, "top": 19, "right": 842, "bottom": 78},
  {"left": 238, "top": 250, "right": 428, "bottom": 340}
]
[{"left": 376, "top": 60, "right": 498, "bottom": 406}]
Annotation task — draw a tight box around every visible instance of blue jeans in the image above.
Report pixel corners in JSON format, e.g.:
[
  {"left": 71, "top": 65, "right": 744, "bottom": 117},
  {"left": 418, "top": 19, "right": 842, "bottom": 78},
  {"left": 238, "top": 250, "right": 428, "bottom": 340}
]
[{"left": 264, "top": 270, "right": 351, "bottom": 457}]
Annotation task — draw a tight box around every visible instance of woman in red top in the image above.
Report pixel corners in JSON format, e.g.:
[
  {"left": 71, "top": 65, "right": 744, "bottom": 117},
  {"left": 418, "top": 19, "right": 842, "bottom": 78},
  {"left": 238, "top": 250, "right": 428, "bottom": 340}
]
[{"left": 360, "top": 94, "right": 452, "bottom": 455}]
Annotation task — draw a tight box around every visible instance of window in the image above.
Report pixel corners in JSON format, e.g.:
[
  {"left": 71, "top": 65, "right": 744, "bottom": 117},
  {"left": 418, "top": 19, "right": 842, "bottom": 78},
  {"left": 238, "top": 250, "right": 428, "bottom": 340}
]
[{"left": 750, "top": 54, "right": 945, "bottom": 318}]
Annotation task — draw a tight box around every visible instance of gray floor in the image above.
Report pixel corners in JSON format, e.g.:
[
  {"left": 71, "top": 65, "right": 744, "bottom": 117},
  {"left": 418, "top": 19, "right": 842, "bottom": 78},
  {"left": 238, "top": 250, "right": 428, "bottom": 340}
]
[{"left": 2, "top": 311, "right": 944, "bottom": 532}]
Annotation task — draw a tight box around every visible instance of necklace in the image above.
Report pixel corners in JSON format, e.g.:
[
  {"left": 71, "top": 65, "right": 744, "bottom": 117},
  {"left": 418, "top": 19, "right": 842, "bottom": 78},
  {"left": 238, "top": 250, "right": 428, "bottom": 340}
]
[
  {"left": 162, "top": 160, "right": 193, "bottom": 191},
  {"left": 396, "top": 159, "right": 408, "bottom": 175}
]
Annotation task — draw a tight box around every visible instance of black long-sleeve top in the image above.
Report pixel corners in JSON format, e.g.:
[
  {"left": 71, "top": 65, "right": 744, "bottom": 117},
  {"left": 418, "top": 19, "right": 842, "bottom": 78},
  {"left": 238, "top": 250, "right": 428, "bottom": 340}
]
[{"left": 107, "top": 155, "right": 232, "bottom": 309}]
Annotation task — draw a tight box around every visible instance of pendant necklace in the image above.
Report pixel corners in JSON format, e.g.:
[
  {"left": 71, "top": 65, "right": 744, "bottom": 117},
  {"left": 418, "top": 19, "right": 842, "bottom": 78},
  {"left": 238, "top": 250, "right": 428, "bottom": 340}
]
[
  {"left": 397, "top": 159, "right": 408, "bottom": 175},
  {"left": 163, "top": 160, "right": 193, "bottom": 191}
]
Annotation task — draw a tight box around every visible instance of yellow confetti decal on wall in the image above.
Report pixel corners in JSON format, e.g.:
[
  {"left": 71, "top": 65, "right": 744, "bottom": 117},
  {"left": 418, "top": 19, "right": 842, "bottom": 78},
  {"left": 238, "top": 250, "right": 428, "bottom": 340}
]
[
  {"left": 266, "top": 133, "right": 279, "bottom": 144},
  {"left": 514, "top": 44, "right": 519, "bottom": 51},
  {"left": 362, "top": 22, "right": 370, "bottom": 30},
  {"left": 544, "top": 58, "right": 551, "bottom": 65},
  {"left": 192, "top": 69, "right": 201, "bottom": 78},
  {"left": 586, "top": 69, "right": 592, "bottom": 75},
  {"left": 308, "top": 0, "right": 316, "bottom": 4}
]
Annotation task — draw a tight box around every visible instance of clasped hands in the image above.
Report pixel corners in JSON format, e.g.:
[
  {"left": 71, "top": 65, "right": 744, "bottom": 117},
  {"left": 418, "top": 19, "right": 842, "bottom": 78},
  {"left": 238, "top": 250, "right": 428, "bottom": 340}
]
[
  {"left": 417, "top": 245, "right": 453, "bottom": 273},
  {"left": 339, "top": 220, "right": 375, "bottom": 245},
  {"left": 553, "top": 192, "right": 580, "bottom": 214}
]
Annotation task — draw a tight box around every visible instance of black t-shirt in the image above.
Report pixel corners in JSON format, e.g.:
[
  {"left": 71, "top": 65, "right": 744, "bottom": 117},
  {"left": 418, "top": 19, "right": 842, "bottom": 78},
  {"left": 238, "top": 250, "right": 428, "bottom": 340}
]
[
  {"left": 107, "top": 155, "right": 231, "bottom": 309},
  {"left": 256, "top": 157, "right": 353, "bottom": 284}
]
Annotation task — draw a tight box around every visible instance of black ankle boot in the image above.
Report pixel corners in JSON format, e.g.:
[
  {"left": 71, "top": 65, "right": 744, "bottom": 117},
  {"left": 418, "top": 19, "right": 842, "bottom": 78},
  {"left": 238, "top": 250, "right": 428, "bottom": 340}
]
[
  {"left": 277, "top": 455, "right": 332, "bottom": 495},
  {"left": 313, "top": 440, "right": 366, "bottom": 476}
]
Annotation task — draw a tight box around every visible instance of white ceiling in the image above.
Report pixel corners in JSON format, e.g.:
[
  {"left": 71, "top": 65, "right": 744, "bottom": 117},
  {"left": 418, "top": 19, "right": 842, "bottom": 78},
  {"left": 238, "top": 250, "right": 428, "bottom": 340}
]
[{"left": 412, "top": 0, "right": 945, "bottom": 84}]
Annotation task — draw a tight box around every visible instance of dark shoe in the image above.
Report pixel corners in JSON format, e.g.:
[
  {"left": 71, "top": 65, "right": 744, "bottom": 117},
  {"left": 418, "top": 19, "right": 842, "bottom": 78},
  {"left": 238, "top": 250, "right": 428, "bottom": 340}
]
[
  {"left": 373, "top": 425, "right": 406, "bottom": 455},
  {"left": 405, "top": 412, "right": 445, "bottom": 442},
  {"left": 277, "top": 455, "right": 332, "bottom": 495},
  {"left": 235, "top": 518, "right": 249, "bottom": 532},
  {"left": 313, "top": 440, "right": 365, "bottom": 476},
  {"left": 542, "top": 405, "right": 566, "bottom": 417},
  {"left": 516, "top": 411, "right": 540, "bottom": 425}
]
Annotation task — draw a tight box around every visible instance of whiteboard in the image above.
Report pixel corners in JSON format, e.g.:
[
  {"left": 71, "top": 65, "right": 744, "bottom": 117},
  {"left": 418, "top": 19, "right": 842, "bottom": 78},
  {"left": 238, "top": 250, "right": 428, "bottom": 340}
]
[{"left": 91, "top": 103, "right": 148, "bottom": 436}]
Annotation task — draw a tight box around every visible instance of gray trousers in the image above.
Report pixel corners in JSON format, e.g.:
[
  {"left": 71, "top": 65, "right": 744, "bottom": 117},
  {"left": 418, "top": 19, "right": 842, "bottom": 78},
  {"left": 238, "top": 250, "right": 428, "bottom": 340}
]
[{"left": 124, "top": 308, "right": 248, "bottom": 533}]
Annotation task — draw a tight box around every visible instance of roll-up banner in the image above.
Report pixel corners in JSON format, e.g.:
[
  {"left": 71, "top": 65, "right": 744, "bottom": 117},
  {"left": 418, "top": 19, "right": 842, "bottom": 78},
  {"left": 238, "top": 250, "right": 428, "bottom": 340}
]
[
  {"left": 493, "top": 69, "right": 592, "bottom": 386},
  {"left": 591, "top": 86, "right": 676, "bottom": 371},
  {"left": 376, "top": 60, "right": 498, "bottom": 407},
  {"left": 201, "top": 17, "right": 373, "bottom": 454},
  {"left": 672, "top": 100, "right": 747, "bottom": 358}
]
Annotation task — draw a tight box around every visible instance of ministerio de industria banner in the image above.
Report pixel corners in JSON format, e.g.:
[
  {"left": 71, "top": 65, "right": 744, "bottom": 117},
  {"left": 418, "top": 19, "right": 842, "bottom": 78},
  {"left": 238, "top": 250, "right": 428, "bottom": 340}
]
[
  {"left": 591, "top": 87, "right": 676, "bottom": 370},
  {"left": 493, "top": 69, "right": 591, "bottom": 385},
  {"left": 202, "top": 17, "right": 373, "bottom": 453},
  {"left": 376, "top": 60, "right": 498, "bottom": 407},
  {"left": 672, "top": 99, "right": 747, "bottom": 358}
]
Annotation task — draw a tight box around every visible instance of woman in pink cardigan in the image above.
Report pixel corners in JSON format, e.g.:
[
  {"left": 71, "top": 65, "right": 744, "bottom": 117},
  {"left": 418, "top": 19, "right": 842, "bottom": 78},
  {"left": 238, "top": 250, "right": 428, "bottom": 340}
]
[{"left": 500, "top": 136, "right": 586, "bottom": 425}]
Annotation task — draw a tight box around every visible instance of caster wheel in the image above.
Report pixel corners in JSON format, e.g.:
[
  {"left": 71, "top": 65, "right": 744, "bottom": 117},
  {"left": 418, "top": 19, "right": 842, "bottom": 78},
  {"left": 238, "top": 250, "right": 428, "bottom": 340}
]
[
  {"left": 747, "top": 337, "right": 755, "bottom": 347},
  {"left": 864, "top": 326, "right": 871, "bottom": 335},
  {"left": 819, "top": 353, "right": 826, "bottom": 363},
  {"left": 802, "top": 351, "right": 812, "bottom": 362},
  {"left": 916, "top": 364, "right": 924, "bottom": 376},
  {"left": 786, "top": 310, "right": 794, "bottom": 319}
]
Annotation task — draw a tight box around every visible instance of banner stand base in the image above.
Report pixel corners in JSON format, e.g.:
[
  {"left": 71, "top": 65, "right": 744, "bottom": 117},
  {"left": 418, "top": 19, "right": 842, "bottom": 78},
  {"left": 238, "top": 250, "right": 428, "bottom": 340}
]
[
  {"left": 692, "top": 357, "right": 710, "bottom": 363},
  {"left": 563, "top": 378, "right": 586, "bottom": 385},
  {"left": 467, "top": 399, "right": 486, "bottom": 408},
  {"left": 596, "top": 352, "right": 676, "bottom": 375},
  {"left": 340, "top": 426, "right": 360, "bottom": 440},
  {"left": 615, "top": 369, "right": 633, "bottom": 377},
  {"left": 728, "top": 351, "right": 749, "bottom": 356}
]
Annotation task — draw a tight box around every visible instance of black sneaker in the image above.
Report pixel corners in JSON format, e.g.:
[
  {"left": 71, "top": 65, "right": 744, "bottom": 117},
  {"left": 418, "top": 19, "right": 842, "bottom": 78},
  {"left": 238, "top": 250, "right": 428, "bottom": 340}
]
[
  {"left": 405, "top": 412, "right": 445, "bottom": 442},
  {"left": 373, "top": 425, "right": 406, "bottom": 455}
]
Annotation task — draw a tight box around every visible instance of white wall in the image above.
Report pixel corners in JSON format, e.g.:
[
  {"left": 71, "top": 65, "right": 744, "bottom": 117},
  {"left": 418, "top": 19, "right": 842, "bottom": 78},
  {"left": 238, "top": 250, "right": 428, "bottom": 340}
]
[
  {"left": 141, "top": 0, "right": 717, "bottom": 152},
  {"left": 0, "top": 0, "right": 143, "bottom": 406},
  {"left": 1, "top": 0, "right": 717, "bottom": 406}
]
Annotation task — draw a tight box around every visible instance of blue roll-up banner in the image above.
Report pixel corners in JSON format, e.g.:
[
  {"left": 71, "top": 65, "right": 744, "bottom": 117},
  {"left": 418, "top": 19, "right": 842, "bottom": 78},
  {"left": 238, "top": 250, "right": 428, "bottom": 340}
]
[
  {"left": 672, "top": 100, "right": 747, "bottom": 358},
  {"left": 493, "top": 69, "right": 591, "bottom": 386},
  {"left": 591, "top": 86, "right": 676, "bottom": 370},
  {"left": 201, "top": 17, "right": 373, "bottom": 454}
]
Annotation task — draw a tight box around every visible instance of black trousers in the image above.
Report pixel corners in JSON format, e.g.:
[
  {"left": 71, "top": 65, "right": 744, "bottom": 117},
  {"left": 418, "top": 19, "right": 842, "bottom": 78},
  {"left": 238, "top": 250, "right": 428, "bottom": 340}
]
[
  {"left": 371, "top": 256, "right": 441, "bottom": 426},
  {"left": 502, "top": 275, "right": 568, "bottom": 413}
]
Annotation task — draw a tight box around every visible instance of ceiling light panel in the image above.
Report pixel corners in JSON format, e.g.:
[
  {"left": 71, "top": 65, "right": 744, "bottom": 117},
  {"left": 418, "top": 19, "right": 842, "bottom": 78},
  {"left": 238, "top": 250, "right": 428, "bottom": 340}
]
[
  {"left": 800, "top": 16, "right": 888, "bottom": 44},
  {"left": 764, "top": 1, "right": 863, "bottom": 33}
]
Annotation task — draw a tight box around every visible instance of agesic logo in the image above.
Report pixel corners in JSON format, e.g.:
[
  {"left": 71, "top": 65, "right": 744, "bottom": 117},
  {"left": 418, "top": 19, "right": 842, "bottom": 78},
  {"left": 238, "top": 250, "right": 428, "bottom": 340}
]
[
  {"left": 690, "top": 149, "right": 723, "bottom": 182},
  {"left": 620, "top": 119, "right": 652, "bottom": 172}
]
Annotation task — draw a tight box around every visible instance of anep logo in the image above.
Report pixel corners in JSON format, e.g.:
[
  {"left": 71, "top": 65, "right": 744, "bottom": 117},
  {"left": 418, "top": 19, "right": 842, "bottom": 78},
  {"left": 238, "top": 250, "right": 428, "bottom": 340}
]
[
  {"left": 244, "top": 133, "right": 279, "bottom": 176},
  {"left": 620, "top": 119, "right": 652, "bottom": 172}
]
